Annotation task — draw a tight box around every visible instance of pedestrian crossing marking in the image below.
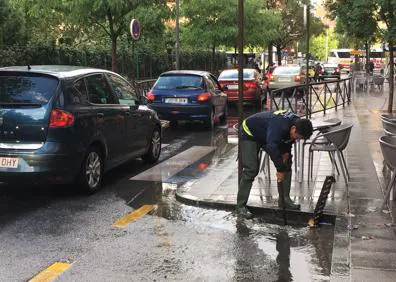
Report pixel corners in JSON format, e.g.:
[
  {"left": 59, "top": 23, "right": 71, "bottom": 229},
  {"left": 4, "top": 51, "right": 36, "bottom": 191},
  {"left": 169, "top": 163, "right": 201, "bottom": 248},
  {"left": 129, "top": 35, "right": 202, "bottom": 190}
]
[
  {"left": 131, "top": 146, "right": 215, "bottom": 181},
  {"left": 112, "top": 205, "right": 156, "bottom": 228},
  {"left": 29, "top": 262, "right": 71, "bottom": 282}
]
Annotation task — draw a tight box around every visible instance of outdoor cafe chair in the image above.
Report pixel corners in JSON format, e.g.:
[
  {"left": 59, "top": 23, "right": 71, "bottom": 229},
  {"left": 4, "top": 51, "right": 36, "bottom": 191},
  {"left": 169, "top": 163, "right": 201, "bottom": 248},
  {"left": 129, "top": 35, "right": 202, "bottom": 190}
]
[
  {"left": 379, "top": 135, "right": 396, "bottom": 208},
  {"left": 308, "top": 123, "right": 353, "bottom": 185},
  {"left": 300, "top": 118, "right": 342, "bottom": 181}
]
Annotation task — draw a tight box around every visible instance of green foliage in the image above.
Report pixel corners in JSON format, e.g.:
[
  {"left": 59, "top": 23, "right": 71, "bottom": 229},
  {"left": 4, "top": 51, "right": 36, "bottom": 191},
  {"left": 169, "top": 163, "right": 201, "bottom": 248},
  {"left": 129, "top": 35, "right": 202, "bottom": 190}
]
[
  {"left": 0, "top": 0, "right": 26, "bottom": 47},
  {"left": 325, "top": 0, "right": 377, "bottom": 46},
  {"left": 181, "top": 0, "right": 237, "bottom": 49},
  {"left": 271, "top": 1, "right": 325, "bottom": 50},
  {"left": 376, "top": 0, "right": 396, "bottom": 42},
  {"left": 311, "top": 29, "right": 338, "bottom": 61}
]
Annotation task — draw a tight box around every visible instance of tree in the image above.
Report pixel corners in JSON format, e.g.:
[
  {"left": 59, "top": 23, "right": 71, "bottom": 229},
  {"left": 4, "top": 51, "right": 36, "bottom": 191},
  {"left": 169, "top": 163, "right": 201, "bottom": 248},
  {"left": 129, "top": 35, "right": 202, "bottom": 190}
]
[
  {"left": 181, "top": 0, "right": 281, "bottom": 71},
  {"left": 326, "top": 0, "right": 396, "bottom": 113},
  {"left": 311, "top": 29, "right": 338, "bottom": 61},
  {"left": 181, "top": 0, "right": 237, "bottom": 72},
  {"left": 63, "top": 0, "right": 169, "bottom": 72},
  {"left": 265, "top": 0, "right": 325, "bottom": 65},
  {"left": 376, "top": 0, "right": 396, "bottom": 113},
  {"left": 0, "top": 0, "right": 26, "bottom": 48}
]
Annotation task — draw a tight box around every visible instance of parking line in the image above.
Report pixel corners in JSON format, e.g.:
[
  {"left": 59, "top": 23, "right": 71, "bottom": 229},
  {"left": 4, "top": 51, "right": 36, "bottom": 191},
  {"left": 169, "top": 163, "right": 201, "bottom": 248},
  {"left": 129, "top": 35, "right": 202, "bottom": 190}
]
[
  {"left": 112, "top": 205, "right": 156, "bottom": 228},
  {"left": 29, "top": 262, "right": 71, "bottom": 282}
]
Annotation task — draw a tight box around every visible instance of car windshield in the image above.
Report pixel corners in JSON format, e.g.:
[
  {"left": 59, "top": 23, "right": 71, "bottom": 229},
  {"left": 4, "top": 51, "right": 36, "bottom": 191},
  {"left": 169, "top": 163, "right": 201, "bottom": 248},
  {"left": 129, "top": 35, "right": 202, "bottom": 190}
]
[
  {"left": 0, "top": 74, "right": 59, "bottom": 104},
  {"left": 337, "top": 52, "right": 351, "bottom": 58},
  {"left": 153, "top": 75, "right": 203, "bottom": 90},
  {"left": 218, "top": 70, "right": 254, "bottom": 80},
  {"left": 273, "top": 67, "right": 300, "bottom": 75}
]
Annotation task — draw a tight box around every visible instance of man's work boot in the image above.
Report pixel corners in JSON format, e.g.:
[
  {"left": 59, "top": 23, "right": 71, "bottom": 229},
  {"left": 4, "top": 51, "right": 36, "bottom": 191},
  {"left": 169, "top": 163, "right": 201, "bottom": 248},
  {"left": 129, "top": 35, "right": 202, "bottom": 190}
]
[
  {"left": 236, "top": 206, "right": 254, "bottom": 219},
  {"left": 282, "top": 171, "right": 301, "bottom": 210}
]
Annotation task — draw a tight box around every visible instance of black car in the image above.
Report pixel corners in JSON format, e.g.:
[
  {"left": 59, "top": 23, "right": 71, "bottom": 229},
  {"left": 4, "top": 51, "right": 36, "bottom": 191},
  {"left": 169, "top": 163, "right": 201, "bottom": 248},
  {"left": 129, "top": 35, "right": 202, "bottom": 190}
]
[
  {"left": 0, "top": 65, "right": 161, "bottom": 193},
  {"left": 322, "top": 63, "right": 341, "bottom": 79}
]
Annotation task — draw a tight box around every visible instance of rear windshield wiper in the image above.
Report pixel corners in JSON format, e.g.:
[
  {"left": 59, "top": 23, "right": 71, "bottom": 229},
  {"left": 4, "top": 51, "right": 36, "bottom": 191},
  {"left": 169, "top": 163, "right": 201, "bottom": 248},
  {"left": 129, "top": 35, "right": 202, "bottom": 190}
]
[
  {"left": 175, "top": 85, "right": 202, "bottom": 89},
  {"left": 0, "top": 102, "right": 43, "bottom": 107}
]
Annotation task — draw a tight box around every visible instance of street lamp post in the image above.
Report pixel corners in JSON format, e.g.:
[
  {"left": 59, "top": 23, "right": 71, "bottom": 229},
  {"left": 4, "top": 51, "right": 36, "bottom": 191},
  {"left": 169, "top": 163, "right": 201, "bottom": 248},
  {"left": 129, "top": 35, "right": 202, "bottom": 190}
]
[
  {"left": 304, "top": 3, "right": 310, "bottom": 119},
  {"left": 175, "top": 0, "right": 180, "bottom": 70},
  {"left": 237, "top": 0, "right": 244, "bottom": 184}
]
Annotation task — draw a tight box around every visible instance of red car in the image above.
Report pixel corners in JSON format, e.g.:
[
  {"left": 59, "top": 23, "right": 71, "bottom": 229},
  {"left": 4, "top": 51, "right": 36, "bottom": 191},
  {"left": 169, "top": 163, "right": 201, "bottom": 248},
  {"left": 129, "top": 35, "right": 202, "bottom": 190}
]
[{"left": 218, "top": 68, "right": 268, "bottom": 107}]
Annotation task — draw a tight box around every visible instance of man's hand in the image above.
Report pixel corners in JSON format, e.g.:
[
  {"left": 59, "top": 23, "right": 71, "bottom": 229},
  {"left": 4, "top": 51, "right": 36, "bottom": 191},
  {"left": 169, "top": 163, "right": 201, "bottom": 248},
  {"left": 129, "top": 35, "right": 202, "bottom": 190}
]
[
  {"left": 276, "top": 172, "right": 285, "bottom": 183},
  {"left": 282, "top": 152, "right": 289, "bottom": 163}
]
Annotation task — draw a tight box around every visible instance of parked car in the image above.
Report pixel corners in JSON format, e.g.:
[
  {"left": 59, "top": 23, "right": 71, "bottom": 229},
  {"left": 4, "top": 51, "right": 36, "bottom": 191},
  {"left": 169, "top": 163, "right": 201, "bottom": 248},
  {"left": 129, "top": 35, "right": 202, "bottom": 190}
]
[
  {"left": 0, "top": 65, "right": 161, "bottom": 193},
  {"left": 322, "top": 63, "right": 341, "bottom": 79},
  {"left": 218, "top": 68, "right": 267, "bottom": 107},
  {"left": 146, "top": 70, "right": 227, "bottom": 129},
  {"left": 270, "top": 65, "right": 305, "bottom": 91}
]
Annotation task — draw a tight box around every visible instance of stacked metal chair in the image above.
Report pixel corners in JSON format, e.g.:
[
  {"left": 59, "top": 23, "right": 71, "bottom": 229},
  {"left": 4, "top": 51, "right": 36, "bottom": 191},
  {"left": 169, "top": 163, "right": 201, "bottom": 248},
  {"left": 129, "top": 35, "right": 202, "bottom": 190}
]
[{"left": 379, "top": 114, "right": 396, "bottom": 208}]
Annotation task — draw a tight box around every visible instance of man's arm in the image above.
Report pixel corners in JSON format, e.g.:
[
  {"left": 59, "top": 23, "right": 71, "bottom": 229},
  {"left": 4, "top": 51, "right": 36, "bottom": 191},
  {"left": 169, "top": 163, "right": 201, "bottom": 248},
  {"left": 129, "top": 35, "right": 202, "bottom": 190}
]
[{"left": 266, "top": 120, "right": 288, "bottom": 172}]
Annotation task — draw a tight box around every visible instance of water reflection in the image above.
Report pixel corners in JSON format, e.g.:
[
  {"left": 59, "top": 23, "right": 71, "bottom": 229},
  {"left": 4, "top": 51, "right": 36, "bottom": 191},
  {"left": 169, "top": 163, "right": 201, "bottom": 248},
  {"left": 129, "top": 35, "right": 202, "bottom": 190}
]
[
  {"left": 233, "top": 219, "right": 277, "bottom": 281},
  {"left": 276, "top": 230, "right": 292, "bottom": 282}
]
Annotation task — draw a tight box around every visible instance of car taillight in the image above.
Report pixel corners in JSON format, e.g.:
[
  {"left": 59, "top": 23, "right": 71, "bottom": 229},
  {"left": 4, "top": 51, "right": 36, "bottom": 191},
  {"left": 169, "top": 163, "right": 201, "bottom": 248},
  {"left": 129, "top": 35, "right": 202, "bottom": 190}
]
[
  {"left": 197, "top": 92, "right": 211, "bottom": 102},
  {"left": 244, "top": 81, "right": 257, "bottom": 89},
  {"left": 294, "top": 75, "right": 301, "bottom": 82},
  {"left": 49, "top": 108, "right": 75, "bottom": 128},
  {"left": 146, "top": 91, "right": 155, "bottom": 102}
]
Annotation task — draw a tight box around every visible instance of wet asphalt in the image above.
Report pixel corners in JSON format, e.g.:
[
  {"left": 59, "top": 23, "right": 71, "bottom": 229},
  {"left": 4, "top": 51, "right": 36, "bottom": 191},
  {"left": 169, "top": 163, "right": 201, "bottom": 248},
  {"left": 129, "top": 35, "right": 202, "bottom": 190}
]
[{"left": 0, "top": 105, "right": 335, "bottom": 281}]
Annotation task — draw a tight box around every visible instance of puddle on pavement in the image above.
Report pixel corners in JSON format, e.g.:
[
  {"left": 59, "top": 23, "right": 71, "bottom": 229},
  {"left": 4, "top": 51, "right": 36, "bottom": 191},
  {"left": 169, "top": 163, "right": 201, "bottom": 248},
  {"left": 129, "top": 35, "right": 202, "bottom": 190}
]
[{"left": 116, "top": 120, "right": 334, "bottom": 281}]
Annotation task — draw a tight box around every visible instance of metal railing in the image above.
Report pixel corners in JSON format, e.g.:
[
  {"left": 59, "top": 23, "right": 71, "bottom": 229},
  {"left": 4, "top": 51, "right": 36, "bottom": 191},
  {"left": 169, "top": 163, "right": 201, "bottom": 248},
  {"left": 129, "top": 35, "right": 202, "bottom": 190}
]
[{"left": 268, "top": 76, "right": 352, "bottom": 118}]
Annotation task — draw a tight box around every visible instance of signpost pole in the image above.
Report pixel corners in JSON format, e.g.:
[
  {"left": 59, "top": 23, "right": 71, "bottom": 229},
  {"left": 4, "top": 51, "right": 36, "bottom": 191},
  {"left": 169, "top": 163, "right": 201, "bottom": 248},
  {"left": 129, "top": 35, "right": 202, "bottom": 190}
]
[{"left": 237, "top": 0, "right": 244, "bottom": 185}]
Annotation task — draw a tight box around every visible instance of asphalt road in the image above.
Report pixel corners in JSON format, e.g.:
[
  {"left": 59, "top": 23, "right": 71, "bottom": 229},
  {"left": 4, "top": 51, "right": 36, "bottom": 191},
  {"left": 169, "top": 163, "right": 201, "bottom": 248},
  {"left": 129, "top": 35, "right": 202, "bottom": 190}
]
[{"left": 0, "top": 106, "right": 334, "bottom": 281}]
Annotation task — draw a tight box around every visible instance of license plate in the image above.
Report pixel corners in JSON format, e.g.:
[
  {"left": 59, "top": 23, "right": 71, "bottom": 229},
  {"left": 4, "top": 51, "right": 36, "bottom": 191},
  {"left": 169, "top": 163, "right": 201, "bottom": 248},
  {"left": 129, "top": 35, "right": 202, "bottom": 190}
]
[
  {"left": 278, "top": 78, "right": 291, "bottom": 82},
  {"left": 0, "top": 157, "right": 18, "bottom": 168},
  {"left": 165, "top": 98, "right": 188, "bottom": 104},
  {"left": 227, "top": 85, "right": 238, "bottom": 90}
]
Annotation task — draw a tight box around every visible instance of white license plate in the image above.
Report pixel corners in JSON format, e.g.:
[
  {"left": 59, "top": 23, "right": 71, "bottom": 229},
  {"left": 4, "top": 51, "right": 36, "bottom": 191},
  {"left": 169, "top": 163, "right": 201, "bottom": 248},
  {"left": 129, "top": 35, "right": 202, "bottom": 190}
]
[
  {"left": 227, "top": 85, "right": 238, "bottom": 90},
  {"left": 278, "top": 78, "right": 291, "bottom": 82},
  {"left": 0, "top": 157, "right": 18, "bottom": 168},
  {"left": 165, "top": 98, "right": 188, "bottom": 104}
]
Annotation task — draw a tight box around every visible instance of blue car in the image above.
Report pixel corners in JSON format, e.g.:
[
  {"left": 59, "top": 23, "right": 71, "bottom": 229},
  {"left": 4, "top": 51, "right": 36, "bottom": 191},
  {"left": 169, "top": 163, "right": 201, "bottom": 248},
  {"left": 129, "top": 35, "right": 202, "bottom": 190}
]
[
  {"left": 0, "top": 65, "right": 162, "bottom": 193},
  {"left": 147, "top": 70, "right": 228, "bottom": 129}
]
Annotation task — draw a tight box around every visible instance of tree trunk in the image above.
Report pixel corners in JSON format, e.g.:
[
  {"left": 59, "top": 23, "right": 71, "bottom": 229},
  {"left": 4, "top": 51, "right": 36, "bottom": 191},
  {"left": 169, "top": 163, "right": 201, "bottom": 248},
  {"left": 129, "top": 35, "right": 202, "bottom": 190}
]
[
  {"left": 276, "top": 44, "right": 282, "bottom": 66},
  {"left": 388, "top": 42, "right": 394, "bottom": 113},
  {"left": 365, "top": 42, "right": 370, "bottom": 73},
  {"left": 111, "top": 38, "right": 117, "bottom": 72},
  {"left": 267, "top": 43, "right": 273, "bottom": 67},
  {"left": 211, "top": 45, "right": 215, "bottom": 74}
]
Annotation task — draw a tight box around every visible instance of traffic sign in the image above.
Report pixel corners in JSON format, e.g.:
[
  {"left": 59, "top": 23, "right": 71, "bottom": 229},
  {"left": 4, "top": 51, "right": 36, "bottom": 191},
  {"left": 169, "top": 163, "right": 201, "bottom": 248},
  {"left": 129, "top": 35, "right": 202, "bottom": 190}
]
[{"left": 130, "top": 19, "right": 140, "bottom": 40}]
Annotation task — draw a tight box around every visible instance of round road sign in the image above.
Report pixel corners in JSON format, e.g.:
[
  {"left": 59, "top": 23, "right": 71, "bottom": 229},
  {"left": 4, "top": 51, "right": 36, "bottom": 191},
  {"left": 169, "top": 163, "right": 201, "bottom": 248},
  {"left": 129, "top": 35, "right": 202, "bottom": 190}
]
[{"left": 130, "top": 19, "right": 140, "bottom": 40}]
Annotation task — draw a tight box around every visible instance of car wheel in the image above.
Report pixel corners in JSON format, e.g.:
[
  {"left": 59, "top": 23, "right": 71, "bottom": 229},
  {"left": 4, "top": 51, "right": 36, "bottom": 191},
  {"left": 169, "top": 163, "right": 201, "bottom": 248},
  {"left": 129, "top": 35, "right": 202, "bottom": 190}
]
[
  {"left": 205, "top": 109, "right": 215, "bottom": 130},
  {"left": 220, "top": 104, "right": 228, "bottom": 125},
  {"left": 77, "top": 146, "right": 103, "bottom": 194},
  {"left": 142, "top": 127, "right": 161, "bottom": 164}
]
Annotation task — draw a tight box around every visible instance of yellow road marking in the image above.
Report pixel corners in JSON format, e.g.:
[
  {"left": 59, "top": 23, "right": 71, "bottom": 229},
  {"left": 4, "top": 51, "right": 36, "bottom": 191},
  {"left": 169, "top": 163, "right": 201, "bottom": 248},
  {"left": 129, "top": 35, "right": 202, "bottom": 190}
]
[
  {"left": 113, "top": 205, "right": 156, "bottom": 227},
  {"left": 29, "top": 262, "right": 71, "bottom": 282}
]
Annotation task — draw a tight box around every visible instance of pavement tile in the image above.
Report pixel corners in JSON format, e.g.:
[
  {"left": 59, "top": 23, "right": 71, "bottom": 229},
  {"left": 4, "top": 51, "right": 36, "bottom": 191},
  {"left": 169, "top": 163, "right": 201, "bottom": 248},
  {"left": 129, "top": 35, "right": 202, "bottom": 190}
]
[{"left": 351, "top": 268, "right": 396, "bottom": 282}]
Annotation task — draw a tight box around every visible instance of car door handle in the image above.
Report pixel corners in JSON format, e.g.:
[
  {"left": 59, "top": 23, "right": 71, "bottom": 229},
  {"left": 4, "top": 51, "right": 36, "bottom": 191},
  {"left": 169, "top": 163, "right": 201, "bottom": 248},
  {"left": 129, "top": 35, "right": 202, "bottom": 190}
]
[{"left": 97, "top": 113, "right": 105, "bottom": 118}]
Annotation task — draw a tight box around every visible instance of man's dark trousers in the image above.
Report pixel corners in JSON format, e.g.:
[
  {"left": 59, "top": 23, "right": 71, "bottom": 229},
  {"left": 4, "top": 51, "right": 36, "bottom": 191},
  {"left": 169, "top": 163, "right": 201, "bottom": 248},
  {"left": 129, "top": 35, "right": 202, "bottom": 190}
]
[{"left": 237, "top": 139, "right": 261, "bottom": 209}]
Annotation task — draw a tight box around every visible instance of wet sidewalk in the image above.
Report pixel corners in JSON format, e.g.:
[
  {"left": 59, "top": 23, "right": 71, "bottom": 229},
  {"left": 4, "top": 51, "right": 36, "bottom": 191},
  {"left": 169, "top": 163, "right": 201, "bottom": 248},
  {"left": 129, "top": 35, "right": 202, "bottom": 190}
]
[{"left": 175, "top": 90, "right": 396, "bottom": 281}]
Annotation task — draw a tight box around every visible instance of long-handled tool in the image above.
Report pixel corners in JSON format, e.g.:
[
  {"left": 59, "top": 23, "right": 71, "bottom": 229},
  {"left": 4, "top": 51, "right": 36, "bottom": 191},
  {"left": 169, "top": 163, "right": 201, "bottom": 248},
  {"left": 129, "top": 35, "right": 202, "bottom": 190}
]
[{"left": 277, "top": 179, "right": 288, "bottom": 225}]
